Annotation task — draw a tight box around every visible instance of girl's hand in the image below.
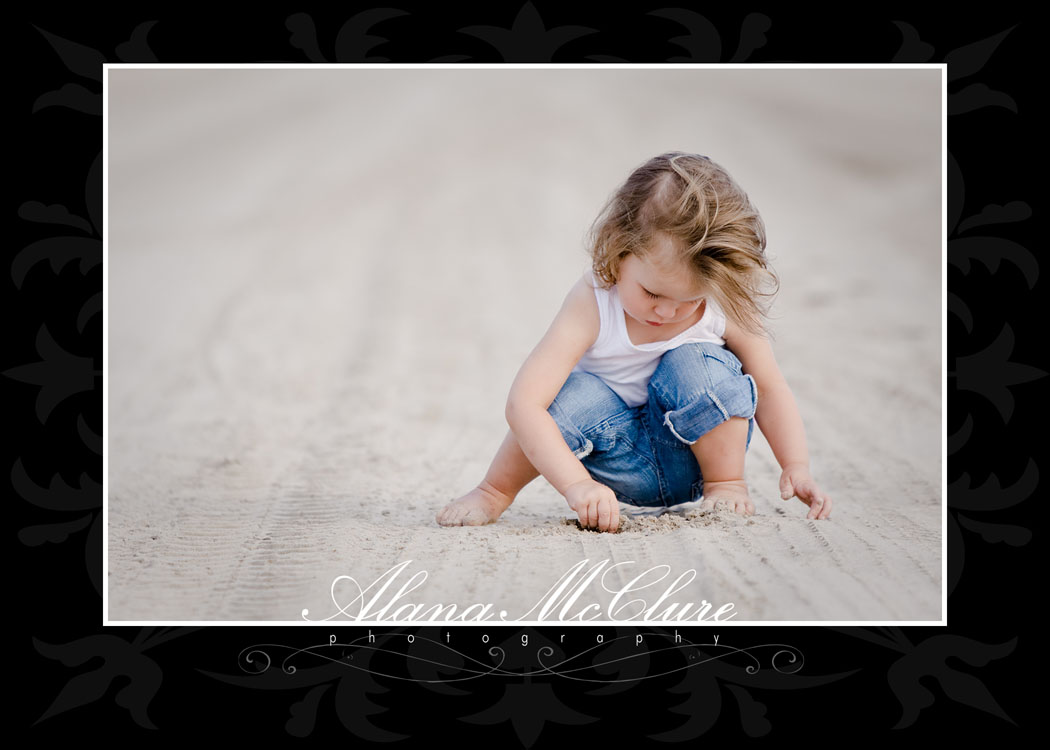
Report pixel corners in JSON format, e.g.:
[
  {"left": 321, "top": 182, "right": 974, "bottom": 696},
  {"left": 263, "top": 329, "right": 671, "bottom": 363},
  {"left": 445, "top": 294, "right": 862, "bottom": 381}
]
[
  {"left": 779, "top": 464, "right": 832, "bottom": 520},
  {"left": 564, "top": 478, "right": 621, "bottom": 532}
]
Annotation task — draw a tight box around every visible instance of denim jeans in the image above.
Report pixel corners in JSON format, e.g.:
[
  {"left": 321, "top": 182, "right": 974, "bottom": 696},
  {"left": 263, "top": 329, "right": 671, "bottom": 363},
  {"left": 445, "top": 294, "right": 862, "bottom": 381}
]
[{"left": 548, "top": 342, "right": 757, "bottom": 511}]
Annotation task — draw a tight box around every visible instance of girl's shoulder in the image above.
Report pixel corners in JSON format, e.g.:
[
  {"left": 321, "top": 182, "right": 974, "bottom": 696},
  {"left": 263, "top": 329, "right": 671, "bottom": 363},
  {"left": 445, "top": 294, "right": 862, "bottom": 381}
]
[
  {"left": 540, "top": 272, "right": 600, "bottom": 358},
  {"left": 566, "top": 270, "right": 601, "bottom": 320},
  {"left": 703, "top": 294, "right": 728, "bottom": 339},
  {"left": 579, "top": 267, "right": 602, "bottom": 290}
]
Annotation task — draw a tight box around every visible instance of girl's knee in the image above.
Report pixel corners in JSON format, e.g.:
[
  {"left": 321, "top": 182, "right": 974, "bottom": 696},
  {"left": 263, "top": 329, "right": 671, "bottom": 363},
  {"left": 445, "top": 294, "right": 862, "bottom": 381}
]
[
  {"left": 652, "top": 341, "right": 708, "bottom": 377},
  {"left": 649, "top": 343, "right": 743, "bottom": 410},
  {"left": 649, "top": 345, "right": 756, "bottom": 446},
  {"left": 549, "top": 372, "right": 620, "bottom": 420}
]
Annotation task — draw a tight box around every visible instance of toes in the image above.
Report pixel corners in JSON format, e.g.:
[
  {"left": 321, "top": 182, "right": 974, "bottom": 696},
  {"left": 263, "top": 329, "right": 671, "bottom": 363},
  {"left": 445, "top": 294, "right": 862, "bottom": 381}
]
[
  {"left": 707, "top": 497, "right": 731, "bottom": 511},
  {"left": 436, "top": 501, "right": 464, "bottom": 526},
  {"left": 700, "top": 491, "right": 753, "bottom": 515},
  {"left": 437, "top": 496, "right": 498, "bottom": 527}
]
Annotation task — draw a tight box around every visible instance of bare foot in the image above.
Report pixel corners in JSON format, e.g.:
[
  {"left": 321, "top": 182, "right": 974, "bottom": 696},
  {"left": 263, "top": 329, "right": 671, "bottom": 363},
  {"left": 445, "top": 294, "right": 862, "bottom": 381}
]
[
  {"left": 436, "top": 482, "right": 515, "bottom": 527},
  {"left": 699, "top": 479, "right": 754, "bottom": 516}
]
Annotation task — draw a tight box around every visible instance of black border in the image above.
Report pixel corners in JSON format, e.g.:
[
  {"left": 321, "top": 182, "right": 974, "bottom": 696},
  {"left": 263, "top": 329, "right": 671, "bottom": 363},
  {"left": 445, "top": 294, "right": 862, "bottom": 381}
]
[{"left": 14, "top": 5, "right": 1039, "bottom": 742}]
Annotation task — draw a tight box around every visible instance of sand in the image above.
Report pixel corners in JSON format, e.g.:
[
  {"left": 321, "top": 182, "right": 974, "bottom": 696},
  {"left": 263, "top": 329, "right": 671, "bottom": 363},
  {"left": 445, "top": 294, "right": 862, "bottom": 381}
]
[{"left": 106, "top": 68, "right": 942, "bottom": 622}]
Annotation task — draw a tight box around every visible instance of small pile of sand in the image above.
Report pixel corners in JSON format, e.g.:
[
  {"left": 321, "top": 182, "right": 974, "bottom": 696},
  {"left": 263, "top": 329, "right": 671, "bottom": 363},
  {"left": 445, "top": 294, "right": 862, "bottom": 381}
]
[{"left": 561, "top": 505, "right": 755, "bottom": 534}]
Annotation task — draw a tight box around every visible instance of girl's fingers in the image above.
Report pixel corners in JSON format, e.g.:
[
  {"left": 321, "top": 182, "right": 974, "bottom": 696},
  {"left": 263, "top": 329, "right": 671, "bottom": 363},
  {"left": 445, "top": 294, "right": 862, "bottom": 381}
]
[
  {"left": 782, "top": 478, "right": 831, "bottom": 519},
  {"left": 597, "top": 499, "right": 612, "bottom": 531},
  {"left": 804, "top": 485, "right": 832, "bottom": 519}
]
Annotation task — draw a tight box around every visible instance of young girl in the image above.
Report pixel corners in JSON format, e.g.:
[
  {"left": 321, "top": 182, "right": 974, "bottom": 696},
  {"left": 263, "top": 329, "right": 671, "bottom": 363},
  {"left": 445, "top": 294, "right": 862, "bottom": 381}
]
[{"left": 437, "top": 152, "right": 832, "bottom": 532}]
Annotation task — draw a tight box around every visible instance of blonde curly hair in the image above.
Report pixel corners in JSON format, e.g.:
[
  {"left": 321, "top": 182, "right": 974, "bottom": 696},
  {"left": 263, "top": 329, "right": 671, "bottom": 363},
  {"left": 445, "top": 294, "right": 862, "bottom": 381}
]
[{"left": 587, "top": 152, "right": 778, "bottom": 336}]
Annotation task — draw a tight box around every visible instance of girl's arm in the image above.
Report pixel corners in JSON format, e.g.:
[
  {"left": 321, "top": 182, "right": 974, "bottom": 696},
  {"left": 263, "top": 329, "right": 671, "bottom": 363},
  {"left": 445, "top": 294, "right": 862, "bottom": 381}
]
[
  {"left": 723, "top": 317, "right": 833, "bottom": 520},
  {"left": 505, "top": 274, "right": 619, "bottom": 530}
]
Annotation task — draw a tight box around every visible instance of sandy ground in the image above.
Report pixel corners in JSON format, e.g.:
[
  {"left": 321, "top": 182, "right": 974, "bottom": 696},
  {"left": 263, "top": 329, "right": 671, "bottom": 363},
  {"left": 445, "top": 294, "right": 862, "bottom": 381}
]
[{"left": 106, "top": 68, "right": 942, "bottom": 622}]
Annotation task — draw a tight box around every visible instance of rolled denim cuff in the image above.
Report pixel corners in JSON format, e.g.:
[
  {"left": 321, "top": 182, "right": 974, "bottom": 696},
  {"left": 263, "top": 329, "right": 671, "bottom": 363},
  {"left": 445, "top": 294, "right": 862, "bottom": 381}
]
[{"left": 661, "top": 373, "right": 757, "bottom": 445}]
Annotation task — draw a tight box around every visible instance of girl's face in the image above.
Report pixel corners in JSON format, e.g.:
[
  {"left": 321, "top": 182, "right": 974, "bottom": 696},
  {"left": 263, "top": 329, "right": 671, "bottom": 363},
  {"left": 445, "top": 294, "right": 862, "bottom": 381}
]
[{"left": 617, "top": 237, "right": 706, "bottom": 329}]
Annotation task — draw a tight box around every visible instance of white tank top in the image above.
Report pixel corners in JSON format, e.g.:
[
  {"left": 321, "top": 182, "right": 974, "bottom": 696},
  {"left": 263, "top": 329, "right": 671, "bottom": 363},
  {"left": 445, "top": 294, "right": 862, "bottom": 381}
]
[{"left": 572, "top": 271, "right": 727, "bottom": 408}]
